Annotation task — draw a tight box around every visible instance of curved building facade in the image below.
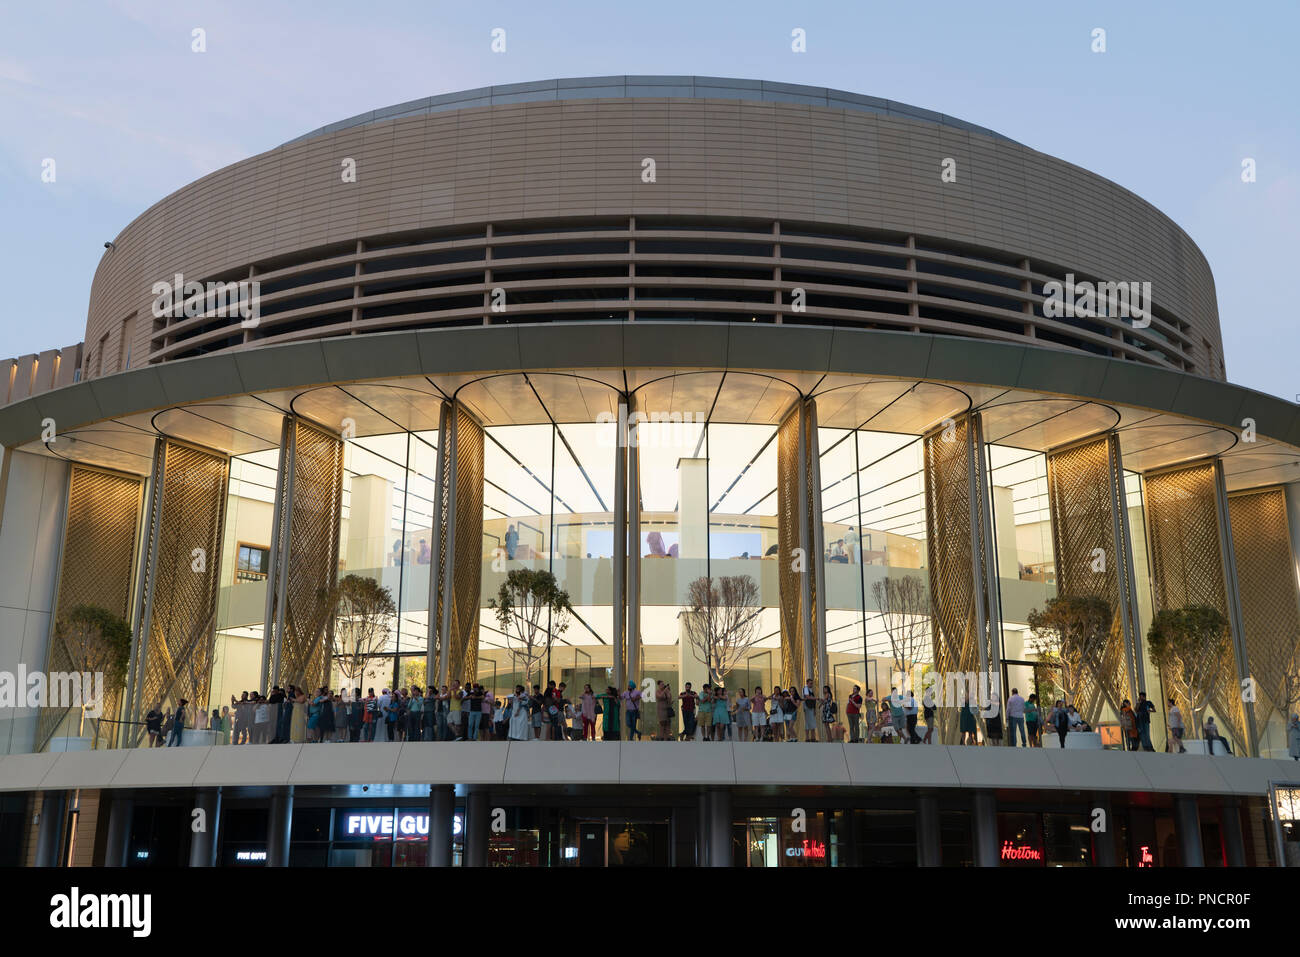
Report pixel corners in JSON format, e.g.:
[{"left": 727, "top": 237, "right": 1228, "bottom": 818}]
[{"left": 1, "top": 78, "right": 1298, "bottom": 869}]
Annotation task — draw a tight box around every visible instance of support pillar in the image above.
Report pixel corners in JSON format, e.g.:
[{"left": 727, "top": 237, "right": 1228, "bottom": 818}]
[
  {"left": 917, "top": 794, "right": 941, "bottom": 867},
  {"left": 266, "top": 786, "right": 293, "bottom": 867},
  {"left": 697, "top": 790, "right": 710, "bottom": 866},
  {"left": 427, "top": 785, "right": 454, "bottom": 867},
  {"left": 708, "top": 788, "right": 732, "bottom": 867},
  {"left": 465, "top": 789, "right": 489, "bottom": 868},
  {"left": 188, "top": 787, "right": 221, "bottom": 867},
  {"left": 972, "top": 790, "right": 998, "bottom": 867},
  {"left": 612, "top": 399, "right": 627, "bottom": 688},
  {"left": 103, "top": 794, "right": 133, "bottom": 867},
  {"left": 1222, "top": 800, "right": 1246, "bottom": 867},
  {"left": 34, "top": 790, "right": 68, "bottom": 867},
  {"left": 1091, "top": 793, "right": 1117, "bottom": 866},
  {"left": 1173, "top": 794, "right": 1204, "bottom": 867}
]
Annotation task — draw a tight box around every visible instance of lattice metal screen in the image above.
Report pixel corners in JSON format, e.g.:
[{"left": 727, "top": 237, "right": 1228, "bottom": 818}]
[
  {"left": 776, "top": 405, "right": 804, "bottom": 686},
  {"left": 38, "top": 466, "right": 143, "bottom": 750},
  {"left": 1228, "top": 487, "right": 1300, "bottom": 727},
  {"left": 135, "top": 441, "right": 229, "bottom": 728},
  {"left": 434, "top": 404, "right": 484, "bottom": 683},
  {"left": 1045, "top": 437, "right": 1131, "bottom": 722},
  {"left": 274, "top": 419, "right": 344, "bottom": 691},
  {"left": 924, "top": 416, "right": 979, "bottom": 739},
  {"left": 1144, "top": 463, "right": 1244, "bottom": 743}
]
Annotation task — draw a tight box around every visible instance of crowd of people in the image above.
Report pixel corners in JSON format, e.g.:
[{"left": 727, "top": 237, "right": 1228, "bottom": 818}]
[{"left": 141, "top": 679, "right": 1300, "bottom": 757}]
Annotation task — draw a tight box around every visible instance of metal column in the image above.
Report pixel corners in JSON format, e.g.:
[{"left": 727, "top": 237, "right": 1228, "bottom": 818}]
[
  {"left": 259, "top": 417, "right": 291, "bottom": 693},
  {"left": 427, "top": 784, "right": 454, "bottom": 867},
  {"left": 103, "top": 795, "right": 133, "bottom": 867},
  {"left": 1222, "top": 799, "right": 1246, "bottom": 866},
  {"left": 188, "top": 787, "right": 222, "bottom": 867},
  {"left": 612, "top": 399, "right": 627, "bottom": 688},
  {"left": 1173, "top": 794, "right": 1204, "bottom": 866},
  {"left": 806, "top": 400, "right": 829, "bottom": 688},
  {"left": 708, "top": 788, "right": 733, "bottom": 867},
  {"left": 437, "top": 402, "right": 460, "bottom": 687},
  {"left": 1213, "top": 460, "right": 1258, "bottom": 756},
  {"left": 426, "top": 403, "right": 448, "bottom": 687},
  {"left": 123, "top": 440, "right": 166, "bottom": 743},
  {"left": 464, "top": 789, "right": 489, "bottom": 868},
  {"left": 34, "top": 790, "right": 68, "bottom": 867},
  {"left": 972, "top": 790, "right": 999, "bottom": 867},
  {"left": 266, "top": 786, "right": 293, "bottom": 867},
  {"left": 626, "top": 398, "right": 641, "bottom": 684},
  {"left": 917, "top": 794, "right": 941, "bottom": 867},
  {"left": 796, "top": 403, "right": 815, "bottom": 685},
  {"left": 1091, "top": 792, "right": 1117, "bottom": 866}
]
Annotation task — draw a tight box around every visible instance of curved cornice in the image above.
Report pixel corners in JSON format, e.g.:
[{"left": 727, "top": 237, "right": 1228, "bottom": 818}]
[{"left": 3, "top": 325, "right": 1296, "bottom": 454}]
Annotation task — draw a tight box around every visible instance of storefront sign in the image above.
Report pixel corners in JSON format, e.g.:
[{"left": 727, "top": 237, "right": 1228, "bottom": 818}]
[
  {"left": 1000, "top": 840, "right": 1043, "bottom": 862},
  {"left": 1138, "top": 844, "right": 1154, "bottom": 867},
  {"left": 785, "top": 840, "right": 826, "bottom": 859},
  {"left": 234, "top": 849, "right": 267, "bottom": 862},
  {"left": 338, "top": 810, "right": 463, "bottom": 841}
]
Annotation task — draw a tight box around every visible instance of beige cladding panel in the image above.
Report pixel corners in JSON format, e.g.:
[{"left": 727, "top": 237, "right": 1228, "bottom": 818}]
[{"left": 86, "top": 96, "right": 1221, "bottom": 375}]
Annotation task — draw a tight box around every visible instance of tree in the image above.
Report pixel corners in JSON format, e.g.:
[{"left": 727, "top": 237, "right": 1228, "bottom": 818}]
[
  {"left": 329, "top": 575, "right": 396, "bottom": 689},
  {"left": 53, "top": 604, "right": 131, "bottom": 736},
  {"left": 489, "top": 569, "right": 572, "bottom": 686},
  {"left": 870, "top": 576, "right": 932, "bottom": 684},
  {"left": 683, "top": 574, "right": 763, "bottom": 686},
  {"left": 1026, "top": 595, "right": 1112, "bottom": 713},
  {"left": 1146, "top": 605, "right": 1230, "bottom": 738}
]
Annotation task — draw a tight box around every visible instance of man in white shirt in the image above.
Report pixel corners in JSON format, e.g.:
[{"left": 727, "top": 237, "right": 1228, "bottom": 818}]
[
  {"left": 1167, "top": 698, "right": 1186, "bottom": 753},
  {"left": 1006, "top": 688, "right": 1026, "bottom": 747}
]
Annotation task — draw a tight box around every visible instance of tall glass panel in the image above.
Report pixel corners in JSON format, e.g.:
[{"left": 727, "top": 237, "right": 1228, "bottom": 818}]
[{"left": 213, "top": 447, "right": 280, "bottom": 706}]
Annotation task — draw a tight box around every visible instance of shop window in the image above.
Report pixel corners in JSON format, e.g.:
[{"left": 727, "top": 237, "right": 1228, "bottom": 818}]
[
  {"left": 740, "top": 813, "right": 830, "bottom": 867},
  {"left": 940, "top": 810, "right": 973, "bottom": 866},
  {"left": 852, "top": 809, "right": 916, "bottom": 867}
]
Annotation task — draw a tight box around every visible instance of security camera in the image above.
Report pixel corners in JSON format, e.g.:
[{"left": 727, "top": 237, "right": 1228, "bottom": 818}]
[{"left": 104, "top": 241, "right": 115, "bottom": 250}]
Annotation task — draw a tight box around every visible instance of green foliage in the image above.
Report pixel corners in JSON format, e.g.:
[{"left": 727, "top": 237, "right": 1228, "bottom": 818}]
[{"left": 55, "top": 604, "right": 132, "bottom": 690}]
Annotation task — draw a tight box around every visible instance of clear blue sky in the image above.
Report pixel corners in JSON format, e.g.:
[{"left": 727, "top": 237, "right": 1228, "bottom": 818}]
[{"left": 1, "top": 0, "right": 1296, "bottom": 399}]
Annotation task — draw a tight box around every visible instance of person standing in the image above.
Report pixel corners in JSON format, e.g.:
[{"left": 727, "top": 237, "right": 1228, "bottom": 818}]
[
  {"left": 903, "top": 690, "right": 920, "bottom": 744},
  {"left": 505, "top": 524, "right": 519, "bottom": 560},
  {"left": 821, "top": 686, "right": 838, "bottom": 742},
  {"left": 580, "top": 684, "right": 597, "bottom": 741},
  {"left": 922, "top": 695, "right": 936, "bottom": 744},
  {"left": 959, "top": 695, "right": 978, "bottom": 745},
  {"left": 621, "top": 682, "right": 642, "bottom": 740},
  {"left": 656, "top": 681, "right": 673, "bottom": 740},
  {"left": 750, "top": 686, "right": 766, "bottom": 742},
  {"left": 862, "top": 688, "right": 878, "bottom": 743},
  {"left": 167, "top": 699, "right": 188, "bottom": 746},
  {"left": 596, "top": 685, "right": 620, "bottom": 741},
  {"left": 802, "top": 678, "right": 818, "bottom": 742},
  {"left": 1006, "top": 688, "right": 1026, "bottom": 747},
  {"left": 736, "top": 688, "right": 752, "bottom": 742},
  {"left": 1135, "top": 692, "right": 1156, "bottom": 751},
  {"left": 1167, "top": 698, "right": 1186, "bottom": 753},
  {"left": 253, "top": 695, "right": 271, "bottom": 744},
  {"left": 1120, "top": 700, "right": 1139, "bottom": 751},
  {"left": 1052, "top": 699, "right": 1070, "bottom": 748},
  {"left": 712, "top": 686, "right": 731, "bottom": 741},
  {"left": 146, "top": 705, "right": 164, "bottom": 748},
  {"left": 507, "top": 685, "right": 532, "bottom": 741},
  {"left": 888, "top": 689, "right": 906, "bottom": 744},
  {"left": 697, "top": 684, "right": 714, "bottom": 742},
  {"left": 291, "top": 688, "right": 309, "bottom": 744},
  {"left": 845, "top": 685, "right": 863, "bottom": 743},
  {"left": 1024, "top": 694, "right": 1040, "bottom": 748},
  {"left": 678, "top": 683, "right": 698, "bottom": 741}
]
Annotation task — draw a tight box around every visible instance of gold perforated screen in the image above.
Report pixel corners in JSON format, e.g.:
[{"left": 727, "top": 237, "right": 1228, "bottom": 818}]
[
  {"left": 275, "top": 420, "right": 344, "bottom": 691},
  {"left": 1228, "top": 487, "right": 1300, "bottom": 727},
  {"left": 136, "top": 441, "right": 229, "bottom": 723},
  {"left": 777, "top": 405, "right": 804, "bottom": 686},
  {"left": 1144, "top": 463, "right": 1244, "bottom": 743},
  {"left": 434, "top": 405, "right": 484, "bottom": 683},
  {"left": 38, "top": 466, "right": 142, "bottom": 750},
  {"left": 1045, "top": 437, "right": 1131, "bottom": 721}
]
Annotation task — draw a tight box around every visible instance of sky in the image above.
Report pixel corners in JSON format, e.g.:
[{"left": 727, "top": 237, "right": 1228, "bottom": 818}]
[{"left": 1, "top": 0, "right": 1296, "bottom": 399}]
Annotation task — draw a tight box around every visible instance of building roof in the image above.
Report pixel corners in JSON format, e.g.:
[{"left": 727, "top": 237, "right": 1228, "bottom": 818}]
[{"left": 284, "top": 75, "right": 1020, "bottom": 148}]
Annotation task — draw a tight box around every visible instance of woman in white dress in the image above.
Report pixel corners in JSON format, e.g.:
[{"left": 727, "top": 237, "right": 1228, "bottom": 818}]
[{"left": 507, "top": 684, "right": 532, "bottom": 741}]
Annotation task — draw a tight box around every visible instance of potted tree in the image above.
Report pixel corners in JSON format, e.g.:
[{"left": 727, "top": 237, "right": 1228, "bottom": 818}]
[
  {"left": 50, "top": 604, "right": 131, "bottom": 751},
  {"left": 1026, "top": 595, "right": 1112, "bottom": 737},
  {"left": 490, "top": 569, "right": 572, "bottom": 692},
  {"left": 682, "top": 574, "right": 763, "bottom": 686},
  {"left": 1146, "top": 605, "right": 1231, "bottom": 746}
]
